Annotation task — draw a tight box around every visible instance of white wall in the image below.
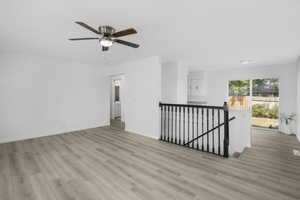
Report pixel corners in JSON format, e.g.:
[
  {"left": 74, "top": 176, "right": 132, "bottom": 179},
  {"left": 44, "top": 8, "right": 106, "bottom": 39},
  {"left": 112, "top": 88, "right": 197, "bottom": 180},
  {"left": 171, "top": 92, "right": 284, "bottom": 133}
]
[
  {"left": 177, "top": 63, "right": 188, "bottom": 104},
  {"left": 297, "top": 57, "right": 300, "bottom": 142},
  {"left": 229, "top": 110, "right": 252, "bottom": 153},
  {"left": 0, "top": 53, "right": 109, "bottom": 143},
  {"left": 161, "top": 62, "right": 188, "bottom": 104},
  {"left": 105, "top": 57, "right": 162, "bottom": 139},
  {"left": 204, "top": 62, "right": 298, "bottom": 134},
  {"left": 0, "top": 54, "right": 162, "bottom": 143},
  {"left": 162, "top": 62, "right": 178, "bottom": 103}
]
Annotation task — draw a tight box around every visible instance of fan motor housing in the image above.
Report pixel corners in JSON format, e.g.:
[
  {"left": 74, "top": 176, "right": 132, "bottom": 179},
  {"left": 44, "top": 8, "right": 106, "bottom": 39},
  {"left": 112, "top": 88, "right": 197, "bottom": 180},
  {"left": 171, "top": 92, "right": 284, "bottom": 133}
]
[{"left": 98, "top": 26, "right": 116, "bottom": 36}]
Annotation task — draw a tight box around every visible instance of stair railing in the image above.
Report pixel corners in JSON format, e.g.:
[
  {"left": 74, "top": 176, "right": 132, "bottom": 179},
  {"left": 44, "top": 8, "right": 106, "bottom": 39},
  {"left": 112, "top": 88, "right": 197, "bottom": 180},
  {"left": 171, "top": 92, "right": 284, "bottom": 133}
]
[{"left": 159, "top": 102, "right": 235, "bottom": 157}]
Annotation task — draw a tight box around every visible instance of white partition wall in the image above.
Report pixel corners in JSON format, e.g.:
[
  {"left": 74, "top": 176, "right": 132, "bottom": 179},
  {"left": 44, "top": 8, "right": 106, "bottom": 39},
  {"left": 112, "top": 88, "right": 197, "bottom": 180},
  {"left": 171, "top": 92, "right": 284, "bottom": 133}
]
[
  {"left": 105, "top": 56, "right": 162, "bottom": 139},
  {"left": 162, "top": 61, "right": 188, "bottom": 104}
]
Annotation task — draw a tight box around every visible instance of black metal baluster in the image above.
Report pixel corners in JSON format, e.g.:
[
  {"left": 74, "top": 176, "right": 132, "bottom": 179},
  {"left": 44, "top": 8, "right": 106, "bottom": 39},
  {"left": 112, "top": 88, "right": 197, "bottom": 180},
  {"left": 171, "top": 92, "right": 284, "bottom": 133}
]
[
  {"left": 188, "top": 107, "right": 190, "bottom": 147},
  {"left": 192, "top": 107, "right": 194, "bottom": 148},
  {"left": 207, "top": 108, "right": 209, "bottom": 152},
  {"left": 164, "top": 106, "right": 166, "bottom": 141},
  {"left": 175, "top": 107, "right": 177, "bottom": 144},
  {"left": 179, "top": 107, "right": 181, "bottom": 145},
  {"left": 171, "top": 106, "right": 174, "bottom": 143},
  {"left": 197, "top": 108, "right": 199, "bottom": 150},
  {"left": 160, "top": 104, "right": 163, "bottom": 140},
  {"left": 183, "top": 107, "right": 186, "bottom": 144},
  {"left": 218, "top": 109, "right": 221, "bottom": 155},
  {"left": 212, "top": 108, "right": 215, "bottom": 154},
  {"left": 201, "top": 108, "right": 204, "bottom": 151},
  {"left": 167, "top": 106, "right": 170, "bottom": 142}
]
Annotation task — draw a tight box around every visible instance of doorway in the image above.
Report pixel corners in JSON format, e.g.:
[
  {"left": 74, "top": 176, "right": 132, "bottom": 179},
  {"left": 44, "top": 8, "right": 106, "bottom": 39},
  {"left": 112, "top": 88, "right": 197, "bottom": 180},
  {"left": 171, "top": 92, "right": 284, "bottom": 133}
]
[{"left": 110, "top": 75, "right": 125, "bottom": 130}]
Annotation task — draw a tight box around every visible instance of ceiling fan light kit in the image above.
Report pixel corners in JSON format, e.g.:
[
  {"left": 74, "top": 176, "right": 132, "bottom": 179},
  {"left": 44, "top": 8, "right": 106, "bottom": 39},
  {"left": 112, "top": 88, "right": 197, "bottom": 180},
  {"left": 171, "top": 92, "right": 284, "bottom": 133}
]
[
  {"left": 69, "top": 22, "right": 139, "bottom": 51},
  {"left": 100, "top": 37, "right": 113, "bottom": 47}
]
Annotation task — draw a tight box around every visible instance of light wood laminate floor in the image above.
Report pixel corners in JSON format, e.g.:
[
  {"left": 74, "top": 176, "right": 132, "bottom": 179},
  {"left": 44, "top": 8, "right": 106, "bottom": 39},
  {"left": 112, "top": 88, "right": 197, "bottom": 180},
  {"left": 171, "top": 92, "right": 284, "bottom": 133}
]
[{"left": 0, "top": 127, "right": 300, "bottom": 200}]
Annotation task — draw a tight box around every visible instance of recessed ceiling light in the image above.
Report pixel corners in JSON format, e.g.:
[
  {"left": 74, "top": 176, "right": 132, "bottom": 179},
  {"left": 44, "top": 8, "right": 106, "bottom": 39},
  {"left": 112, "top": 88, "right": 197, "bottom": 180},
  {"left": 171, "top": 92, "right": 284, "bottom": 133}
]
[{"left": 240, "top": 60, "right": 254, "bottom": 65}]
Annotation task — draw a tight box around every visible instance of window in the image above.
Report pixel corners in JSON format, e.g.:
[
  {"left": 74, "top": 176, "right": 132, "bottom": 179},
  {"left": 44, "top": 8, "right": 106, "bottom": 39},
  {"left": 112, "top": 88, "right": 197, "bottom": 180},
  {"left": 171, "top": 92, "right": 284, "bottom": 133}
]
[{"left": 228, "top": 80, "right": 250, "bottom": 110}]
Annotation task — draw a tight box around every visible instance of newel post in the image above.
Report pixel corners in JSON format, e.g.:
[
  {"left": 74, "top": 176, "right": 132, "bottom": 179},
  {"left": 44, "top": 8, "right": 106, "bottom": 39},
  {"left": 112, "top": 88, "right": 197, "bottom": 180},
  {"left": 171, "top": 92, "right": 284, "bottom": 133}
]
[
  {"left": 159, "top": 102, "right": 163, "bottom": 140},
  {"left": 223, "top": 102, "right": 229, "bottom": 158}
]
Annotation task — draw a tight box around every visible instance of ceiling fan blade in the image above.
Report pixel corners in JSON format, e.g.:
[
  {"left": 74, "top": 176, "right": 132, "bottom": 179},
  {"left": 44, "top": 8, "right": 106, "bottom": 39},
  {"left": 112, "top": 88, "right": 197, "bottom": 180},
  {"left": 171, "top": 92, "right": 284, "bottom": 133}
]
[
  {"left": 69, "top": 37, "right": 99, "bottom": 41},
  {"left": 75, "top": 21, "right": 100, "bottom": 34},
  {"left": 112, "top": 28, "right": 137, "bottom": 37},
  {"left": 114, "top": 39, "right": 139, "bottom": 48}
]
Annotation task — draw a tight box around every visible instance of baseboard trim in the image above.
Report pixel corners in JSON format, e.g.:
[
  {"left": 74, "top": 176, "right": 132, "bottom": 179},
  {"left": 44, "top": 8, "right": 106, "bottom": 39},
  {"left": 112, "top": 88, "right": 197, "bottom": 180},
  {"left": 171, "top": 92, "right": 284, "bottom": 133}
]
[
  {"left": 0, "top": 123, "right": 110, "bottom": 144},
  {"left": 125, "top": 128, "right": 160, "bottom": 140}
]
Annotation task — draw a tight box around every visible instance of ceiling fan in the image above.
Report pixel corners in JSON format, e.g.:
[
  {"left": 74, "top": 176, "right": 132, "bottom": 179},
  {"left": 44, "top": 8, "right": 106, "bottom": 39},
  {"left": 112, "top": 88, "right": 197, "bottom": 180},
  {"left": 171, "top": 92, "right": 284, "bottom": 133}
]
[{"left": 69, "top": 21, "right": 140, "bottom": 51}]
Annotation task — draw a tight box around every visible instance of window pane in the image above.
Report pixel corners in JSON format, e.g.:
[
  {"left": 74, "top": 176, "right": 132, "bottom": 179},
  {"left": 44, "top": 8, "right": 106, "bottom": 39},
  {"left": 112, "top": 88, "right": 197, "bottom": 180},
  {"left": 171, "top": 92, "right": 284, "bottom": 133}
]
[
  {"left": 252, "top": 78, "right": 279, "bottom": 97},
  {"left": 229, "top": 80, "right": 250, "bottom": 96}
]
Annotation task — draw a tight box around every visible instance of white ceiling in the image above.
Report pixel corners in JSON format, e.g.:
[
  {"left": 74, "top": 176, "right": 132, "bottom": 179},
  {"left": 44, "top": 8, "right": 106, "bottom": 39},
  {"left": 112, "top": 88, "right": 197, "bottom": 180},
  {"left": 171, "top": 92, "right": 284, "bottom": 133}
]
[{"left": 1, "top": 0, "right": 300, "bottom": 69}]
